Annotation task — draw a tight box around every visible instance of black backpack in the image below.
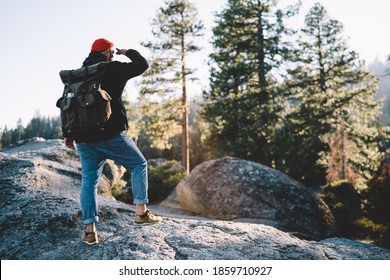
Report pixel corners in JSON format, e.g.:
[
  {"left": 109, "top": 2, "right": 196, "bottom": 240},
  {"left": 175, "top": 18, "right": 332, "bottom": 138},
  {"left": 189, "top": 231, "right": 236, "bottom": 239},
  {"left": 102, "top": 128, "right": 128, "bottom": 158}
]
[{"left": 56, "top": 62, "right": 112, "bottom": 137}]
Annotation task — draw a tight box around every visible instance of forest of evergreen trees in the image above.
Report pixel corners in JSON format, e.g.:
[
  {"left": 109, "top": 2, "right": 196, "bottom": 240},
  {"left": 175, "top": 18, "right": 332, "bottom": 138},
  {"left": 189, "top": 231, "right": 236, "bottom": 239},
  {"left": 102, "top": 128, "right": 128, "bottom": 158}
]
[
  {"left": 0, "top": 113, "right": 62, "bottom": 149},
  {"left": 1, "top": 0, "right": 390, "bottom": 191}
]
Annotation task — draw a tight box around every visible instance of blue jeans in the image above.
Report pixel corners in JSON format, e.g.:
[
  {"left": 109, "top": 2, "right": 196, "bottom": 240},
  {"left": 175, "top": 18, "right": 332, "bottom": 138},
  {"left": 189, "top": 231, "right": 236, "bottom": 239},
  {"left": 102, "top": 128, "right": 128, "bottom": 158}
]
[{"left": 76, "top": 131, "right": 149, "bottom": 224}]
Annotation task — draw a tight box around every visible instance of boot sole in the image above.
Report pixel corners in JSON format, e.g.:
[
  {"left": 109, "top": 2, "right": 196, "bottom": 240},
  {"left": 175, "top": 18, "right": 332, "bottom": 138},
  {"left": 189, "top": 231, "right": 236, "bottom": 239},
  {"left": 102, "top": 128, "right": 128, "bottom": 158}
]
[
  {"left": 82, "top": 240, "right": 99, "bottom": 245},
  {"left": 133, "top": 220, "right": 162, "bottom": 226}
]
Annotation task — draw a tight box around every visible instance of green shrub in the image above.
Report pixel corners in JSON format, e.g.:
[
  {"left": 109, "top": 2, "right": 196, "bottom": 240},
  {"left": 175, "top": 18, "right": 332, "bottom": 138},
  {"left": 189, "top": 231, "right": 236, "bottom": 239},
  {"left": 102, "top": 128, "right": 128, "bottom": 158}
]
[
  {"left": 112, "top": 160, "right": 186, "bottom": 204},
  {"left": 374, "top": 224, "right": 390, "bottom": 249},
  {"left": 364, "top": 160, "right": 390, "bottom": 223},
  {"left": 321, "top": 181, "right": 361, "bottom": 236},
  {"left": 350, "top": 217, "right": 384, "bottom": 240},
  {"left": 111, "top": 178, "right": 132, "bottom": 203},
  {"left": 148, "top": 160, "right": 186, "bottom": 203}
]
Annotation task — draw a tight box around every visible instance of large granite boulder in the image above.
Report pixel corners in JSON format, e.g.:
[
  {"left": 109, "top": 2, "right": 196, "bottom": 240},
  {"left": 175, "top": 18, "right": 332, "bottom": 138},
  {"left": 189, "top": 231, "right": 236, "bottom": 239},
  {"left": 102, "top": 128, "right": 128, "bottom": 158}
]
[{"left": 175, "top": 156, "right": 336, "bottom": 239}]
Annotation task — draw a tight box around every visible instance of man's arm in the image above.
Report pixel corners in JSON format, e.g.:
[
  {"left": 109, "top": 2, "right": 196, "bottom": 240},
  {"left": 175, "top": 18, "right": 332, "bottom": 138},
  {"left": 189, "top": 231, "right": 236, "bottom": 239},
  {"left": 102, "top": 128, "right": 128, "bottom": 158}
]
[{"left": 114, "top": 48, "right": 149, "bottom": 80}]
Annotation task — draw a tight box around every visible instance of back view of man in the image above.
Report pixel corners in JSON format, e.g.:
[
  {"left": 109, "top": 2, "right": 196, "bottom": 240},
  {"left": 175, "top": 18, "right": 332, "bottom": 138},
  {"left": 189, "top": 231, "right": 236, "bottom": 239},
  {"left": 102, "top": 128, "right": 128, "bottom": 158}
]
[{"left": 65, "top": 38, "right": 162, "bottom": 245}]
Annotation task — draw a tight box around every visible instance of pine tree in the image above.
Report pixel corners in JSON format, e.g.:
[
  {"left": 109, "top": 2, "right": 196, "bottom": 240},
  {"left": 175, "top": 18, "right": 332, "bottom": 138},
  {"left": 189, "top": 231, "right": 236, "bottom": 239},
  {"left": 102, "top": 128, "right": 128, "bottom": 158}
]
[
  {"left": 282, "top": 3, "right": 382, "bottom": 187},
  {"left": 1, "top": 126, "right": 12, "bottom": 147},
  {"left": 122, "top": 94, "right": 142, "bottom": 145},
  {"left": 16, "top": 118, "right": 24, "bottom": 142},
  {"left": 203, "top": 0, "right": 299, "bottom": 164},
  {"left": 326, "top": 122, "right": 359, "bottom": 185},
  {"left": 369, "top": 59, "right": 390, "bottom": 125},
  {"left": 188, "top": 96, "right": 212, "bottom": 167},
  {"left": 140, "top": 0, "right": 204, "bottom": 173},
  {"left": 138, "top": 96, "right": 182, "bottom": 150}
]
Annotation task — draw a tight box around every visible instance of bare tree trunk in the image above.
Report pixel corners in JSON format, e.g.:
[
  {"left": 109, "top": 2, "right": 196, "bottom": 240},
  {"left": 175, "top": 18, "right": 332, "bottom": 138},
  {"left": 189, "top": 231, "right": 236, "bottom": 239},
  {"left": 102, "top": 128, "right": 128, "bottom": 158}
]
[
  {"left": 181, "top": 30, "right": 190, "bottom": 174},
  {"left": 340, "top": 123, "right": 346, "bottom": 180}
]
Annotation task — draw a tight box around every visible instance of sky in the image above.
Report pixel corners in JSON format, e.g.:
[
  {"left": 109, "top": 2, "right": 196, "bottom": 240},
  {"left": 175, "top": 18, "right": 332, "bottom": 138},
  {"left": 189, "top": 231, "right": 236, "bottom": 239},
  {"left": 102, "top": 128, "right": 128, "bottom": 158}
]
[{"left": 0, "top": 0, "right": 389, "bottom": 130}]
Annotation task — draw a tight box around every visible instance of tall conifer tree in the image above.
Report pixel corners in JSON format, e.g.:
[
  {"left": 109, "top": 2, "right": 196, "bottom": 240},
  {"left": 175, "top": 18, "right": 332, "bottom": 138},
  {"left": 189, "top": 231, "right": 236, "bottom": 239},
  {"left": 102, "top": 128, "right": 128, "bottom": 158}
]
[
  {"left": 203, "top": 0, "right": 298, "bottom": 164},
  {"left": 140, "top": 0, "right": 204, "bottom": 174},
  {"left": 280, "top": 3, "right": 382, "bottom": 187}
]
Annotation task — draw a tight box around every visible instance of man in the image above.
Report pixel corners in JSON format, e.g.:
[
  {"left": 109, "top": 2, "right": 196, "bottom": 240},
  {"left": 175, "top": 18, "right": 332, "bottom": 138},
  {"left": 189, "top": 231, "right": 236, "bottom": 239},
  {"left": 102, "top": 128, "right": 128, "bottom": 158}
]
[{"left": 65, "top": 38, "right": 162, "bottom": 245}]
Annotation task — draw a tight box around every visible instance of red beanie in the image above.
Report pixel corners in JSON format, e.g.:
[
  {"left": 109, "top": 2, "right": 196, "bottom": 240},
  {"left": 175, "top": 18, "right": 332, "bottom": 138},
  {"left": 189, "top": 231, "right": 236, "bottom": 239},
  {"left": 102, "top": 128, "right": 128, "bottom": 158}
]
[{"left": 91, "top": 38, "right": 114, "bottom": 52}]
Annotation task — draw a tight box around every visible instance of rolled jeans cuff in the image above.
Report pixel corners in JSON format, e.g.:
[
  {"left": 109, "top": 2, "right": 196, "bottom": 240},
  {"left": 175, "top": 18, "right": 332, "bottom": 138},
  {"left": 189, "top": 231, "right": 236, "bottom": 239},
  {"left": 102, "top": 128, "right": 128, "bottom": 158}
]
[
  {"left": 82, "top": 216, "right": 99, "bottom": 225},
  {"left": 133, "top": 198, "right": 149, "bottom": 205}
]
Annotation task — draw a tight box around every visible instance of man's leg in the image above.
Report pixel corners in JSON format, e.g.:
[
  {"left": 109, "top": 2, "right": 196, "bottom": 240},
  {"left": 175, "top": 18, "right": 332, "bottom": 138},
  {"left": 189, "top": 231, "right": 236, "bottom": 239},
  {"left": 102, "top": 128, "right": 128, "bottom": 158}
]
[
  {"left": 104, "top": 132, "right": 161, "bottom": 223},
  {"left": 76, "top": 143, "right": 106, "bottom": 235}
]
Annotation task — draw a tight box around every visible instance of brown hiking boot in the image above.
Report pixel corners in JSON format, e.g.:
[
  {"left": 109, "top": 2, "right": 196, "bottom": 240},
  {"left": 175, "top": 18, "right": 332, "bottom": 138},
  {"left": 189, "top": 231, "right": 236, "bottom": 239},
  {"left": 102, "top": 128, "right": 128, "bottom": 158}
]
[
  {"left": 134, "top": 210, "right": 162, "bottom": 225},
  {"left": 81, "top": 231, "right": 99, "bottom": 245}
]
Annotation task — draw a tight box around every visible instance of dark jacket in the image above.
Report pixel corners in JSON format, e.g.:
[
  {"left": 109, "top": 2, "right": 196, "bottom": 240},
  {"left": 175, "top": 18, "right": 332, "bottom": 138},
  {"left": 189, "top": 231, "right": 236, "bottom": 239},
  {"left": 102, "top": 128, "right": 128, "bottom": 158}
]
[{"left": 74, "top": 49, "right": 148, "bottom": 143}]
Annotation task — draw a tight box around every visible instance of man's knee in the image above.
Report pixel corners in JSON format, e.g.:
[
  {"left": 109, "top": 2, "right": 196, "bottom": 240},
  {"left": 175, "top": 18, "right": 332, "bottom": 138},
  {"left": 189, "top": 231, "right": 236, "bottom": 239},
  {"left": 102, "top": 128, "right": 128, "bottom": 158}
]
[{"left": 138, "top": 159, "right": 148, "bottom": 170}]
